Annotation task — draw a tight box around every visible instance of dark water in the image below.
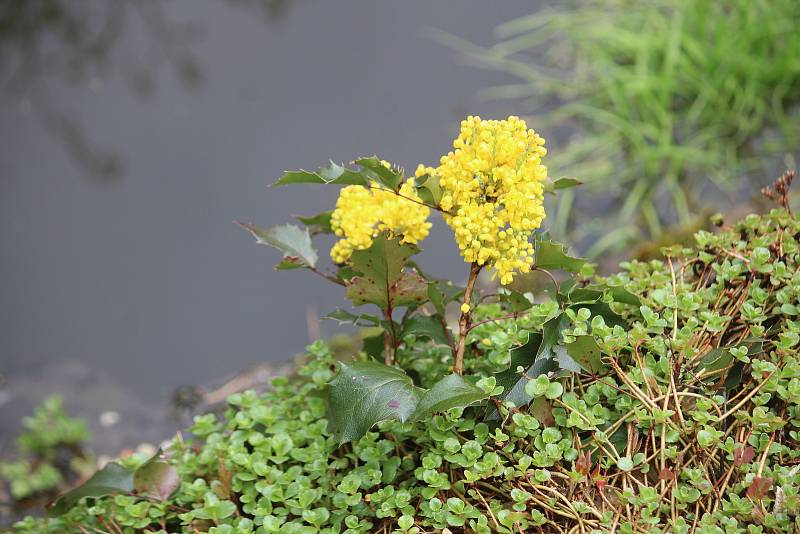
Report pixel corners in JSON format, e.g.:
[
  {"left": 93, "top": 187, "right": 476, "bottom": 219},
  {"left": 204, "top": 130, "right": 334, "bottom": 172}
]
[{"left": 0, "top": 0, "right": 536, "bottom": 447}]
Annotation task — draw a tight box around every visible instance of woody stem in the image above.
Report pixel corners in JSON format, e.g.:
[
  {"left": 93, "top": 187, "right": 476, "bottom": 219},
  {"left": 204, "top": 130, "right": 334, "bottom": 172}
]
[{"left": 454, "top": 262, "right": 482, "bottom": 375}]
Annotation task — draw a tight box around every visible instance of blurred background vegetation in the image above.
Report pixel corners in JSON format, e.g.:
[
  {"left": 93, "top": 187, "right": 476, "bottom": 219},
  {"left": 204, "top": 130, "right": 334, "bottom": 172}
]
[{"left": 436, "top": 0, "right": 800, "bottom": 257}]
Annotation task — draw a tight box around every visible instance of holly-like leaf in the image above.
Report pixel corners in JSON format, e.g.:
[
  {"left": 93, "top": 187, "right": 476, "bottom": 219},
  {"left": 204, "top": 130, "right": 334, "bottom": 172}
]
[
  {"left": 274, "top": 161, "right": 369, "bottom": 187},
  {"left": 49, "top": 462, "right": 134, "bottom": 516},
  {"left": 414, "top": 172, "right": 443, "bottom": 207},
  {"left": 486, "top": 331, "right": 556, "bottom": 421},
  {"left": 354, "top": 156, "right": 402, "bottom": 191},
  {"left": 345, "top": 236, "right": 428, "bottom": 309},
  {"left": 323, "top": 309, "right": 381, "bottom": 327},
  {"left": 238, "top": 223, "right": 318, "bottom": 269},
  {"left": 486, "top": 313, "right": 578, "bottom": 420},
  {"left": 297, "top": 211, "right": 333, "bottom": 235},
  {"left": 328, "top": 361, "right": 422, "bottom": 444},
  {"left": 535, "top": 240, "right": 586, "bottom": 272},
  {"left": 400, "top": 314, "right": 451, "bottom": 347},
  {"left": 412, "top": 374, "right": 488, "bottom": 419},
  {"left": 133, "top": 456, "right": 179, "bottom": 501},
  {"left": 565, "top": 335, "right": 604, "bottom": 373}
]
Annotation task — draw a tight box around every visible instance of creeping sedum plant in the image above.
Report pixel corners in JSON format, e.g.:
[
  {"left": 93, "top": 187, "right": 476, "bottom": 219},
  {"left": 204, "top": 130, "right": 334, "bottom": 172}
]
[{"left": 9, "top": 123, "right": 800, "bottom": 533}]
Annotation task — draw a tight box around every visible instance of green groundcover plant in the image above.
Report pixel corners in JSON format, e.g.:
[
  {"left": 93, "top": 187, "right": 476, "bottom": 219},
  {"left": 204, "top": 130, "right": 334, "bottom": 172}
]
[
  {"left": 0, "top": 396, "right": 92, "bottom": 503},
  {"left": 436, "top": 0, "right": 800, "bottom": 255},
  {"left": 6, "top": 119, "right": 800, "bottom": 533}
]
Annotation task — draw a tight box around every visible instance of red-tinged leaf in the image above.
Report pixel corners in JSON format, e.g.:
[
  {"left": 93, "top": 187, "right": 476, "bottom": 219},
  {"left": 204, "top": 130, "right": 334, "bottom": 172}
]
[
  {"left": 659, "top": 468, "right": 676, "bottom": 482},
  {"left": 134, "top": 460, "right": 180, "bottom": 501},
  {"left": 596, "top": 478, "right": 606, "bottom": 492},
  {"left": 746, "top": 477, "right": 773, "bottom": 500},
  {"left": 734, "top": 445, "right": 756, "bottom": 467},
  {"left": 576, "top": 452, "right": 592, "bottom": 476},
  {"left": 344, "top": 236, "right": 428, "bottom": 309}
]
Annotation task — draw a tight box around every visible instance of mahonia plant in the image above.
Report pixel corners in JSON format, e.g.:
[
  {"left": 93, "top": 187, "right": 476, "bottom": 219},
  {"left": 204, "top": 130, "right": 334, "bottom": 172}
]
[{"left": 237, "top": 116, "right": 581, "bottom": 440}]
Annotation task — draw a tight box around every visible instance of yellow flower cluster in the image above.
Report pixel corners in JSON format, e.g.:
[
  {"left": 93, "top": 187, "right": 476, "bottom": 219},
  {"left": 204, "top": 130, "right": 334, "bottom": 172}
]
[
  {"left": 416, "top": 116, "right": 548, "bottom": 284},
  {"left": 330, "top": 178, "right": 432, "bottom": 263}
]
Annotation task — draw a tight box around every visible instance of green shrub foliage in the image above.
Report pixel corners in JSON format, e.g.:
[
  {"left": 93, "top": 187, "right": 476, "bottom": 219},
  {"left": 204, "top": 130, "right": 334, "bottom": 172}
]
[{"left": 10, "top": 205, "right": 800, "bottom": 532}]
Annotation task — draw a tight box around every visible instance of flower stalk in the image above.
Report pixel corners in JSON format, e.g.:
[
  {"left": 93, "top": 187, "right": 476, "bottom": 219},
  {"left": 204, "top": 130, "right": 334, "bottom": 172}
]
[{"left": 454, "top": 262, "right": 482, "bottom": 375}]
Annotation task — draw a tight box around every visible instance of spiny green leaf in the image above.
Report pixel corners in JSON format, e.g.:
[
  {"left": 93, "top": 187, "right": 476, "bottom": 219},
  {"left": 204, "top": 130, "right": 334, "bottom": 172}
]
[
  {"left": 414, "top": 172, "right": 444, "bottom": 207},
  {"left": 238, "top": 223, "right": 318, "bottom": 269},
  {"left": 323, "top": 309, "right": 381, "bottom": 327},
  {"left": 535, "top": 240, "right": 586, "bottom": 272},
  {"left": 49, "top": 462, "right": 134, "bottom": 516},
  {"left": 486, "top": 329, "right": 557, "bottom": 421},
  {"left": 354, "top": 156, "right": 403, "bottom": 191},
  {"left": 412, "top": 374, "right": 489, "bottom": 419},
  {"left": 345, "top": 236, "right": 428, "bottom": 309},
  {"left": 274, "top": 161, "right": 369, "bottom": 187},
  {"left": 328, "top": 361, "right": 422, "bottom": 445}
]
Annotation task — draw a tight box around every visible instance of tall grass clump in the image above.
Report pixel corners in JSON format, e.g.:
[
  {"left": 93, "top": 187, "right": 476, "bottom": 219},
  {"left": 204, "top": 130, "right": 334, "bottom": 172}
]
[{"left": 435, "top": 0, "right": 800, "bottom": 255}]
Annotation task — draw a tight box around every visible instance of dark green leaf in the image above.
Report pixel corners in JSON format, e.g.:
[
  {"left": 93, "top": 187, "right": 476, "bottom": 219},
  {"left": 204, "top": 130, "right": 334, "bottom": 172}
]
[
  {"left": 337, "top": 265, "right": 359, "bottom": 282},
  {"left": 580, "top": 302, "right": 629, "bottom": 329},
  {"left": 544, "top": 177, "right": 582, "bottom": 194},
  {"left": 605, "top": 285, "right": 641, "bottom": 306},
  {"left": 345, "top": 236, "right": 428, "bottom": 309},
  {"left": 535, "top": 240, "right": 586, "bottom": 272},
  {"left": 238, "top": 223, "right": 318, "bottom": 268},
  {"left": 501, "top": 289, "right": 533, "bottom": 312},
  {"left": 698, "top": 348, "right": 734, "bottom": 374},
  {"left": 414, "top": 173, "right": 443, "bottom": 207},
  {"left": 362, "top": 332, "right": 386, "bottom": 361},
  {"left": 564, "top": 287, "right": 604, "bottom": 304},
  {"left": 552, "top": 177, "right": 582, "bottom": 189},
  {"left": 565, "top": 335, "right": 604, "bottom": 373},
  {"left": 296, "top": 211, "right": 333, "bottom": 235},
  {"left": 274, "top": 161, "right": 369, "bottom": 187},
  {"left": 323, "top": 309, "right": 380, "bottom": 327},
  {"left": 49, "top": 462, "right": 134, "bottom": 516},
  {"left": 354, "top": 156, "right": 402, "bottom": 191},
  {"left": 400, "top": 314, "right": 451, "bottom": 347},
  {"left": 328, "top": 362, "right": 422, "bottom": 444},
  {"left": 486, "top": 324, "right": 561, "bottom": 421},
  {"left": 412, "top": 374, "right": 488, "bottom": 419}
]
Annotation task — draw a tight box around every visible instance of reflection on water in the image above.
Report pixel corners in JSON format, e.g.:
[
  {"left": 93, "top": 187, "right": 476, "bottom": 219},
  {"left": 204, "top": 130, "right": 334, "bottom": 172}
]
[
  {"left": 1, "top": 0, "right": 306, "bottom": 184},
  {"left": 0, "top": 0, "right": 536, "bottom": 445}
]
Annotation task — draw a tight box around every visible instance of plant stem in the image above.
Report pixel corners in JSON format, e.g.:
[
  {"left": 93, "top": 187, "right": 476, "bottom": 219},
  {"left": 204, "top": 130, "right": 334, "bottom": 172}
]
[
  {"left": 383, "top": 308, "right": 397, "bottom": 366},
  {"left": 454, "top": 262, "right": 482, "bottom": 375}
]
